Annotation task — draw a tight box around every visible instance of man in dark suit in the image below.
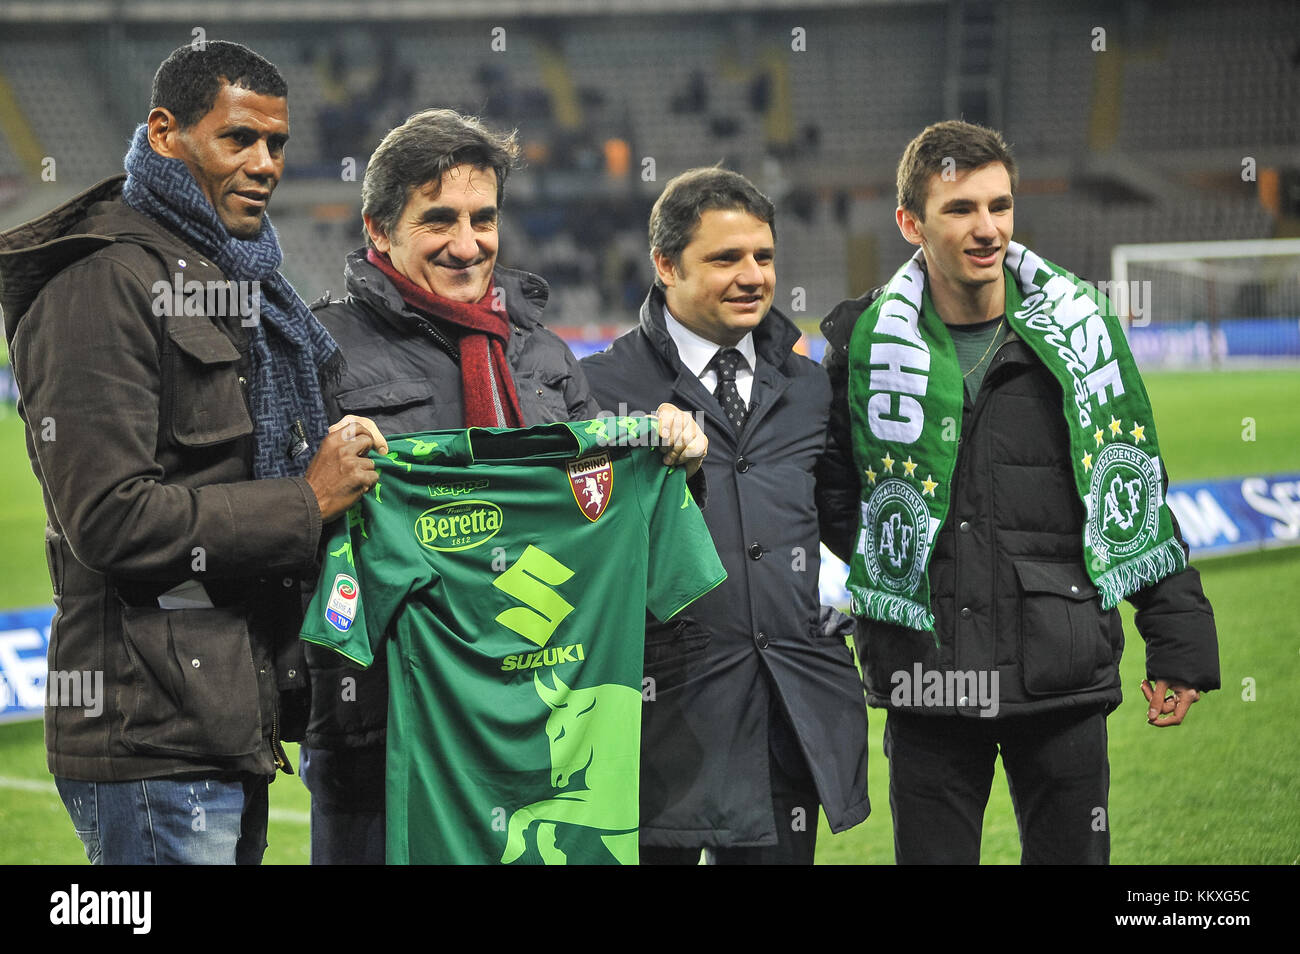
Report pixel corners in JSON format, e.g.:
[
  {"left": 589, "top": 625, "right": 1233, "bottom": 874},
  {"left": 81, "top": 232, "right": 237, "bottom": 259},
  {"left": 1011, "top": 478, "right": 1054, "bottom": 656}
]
[{"left": 581, "top": 167, "right": 870, "bottom": 864}]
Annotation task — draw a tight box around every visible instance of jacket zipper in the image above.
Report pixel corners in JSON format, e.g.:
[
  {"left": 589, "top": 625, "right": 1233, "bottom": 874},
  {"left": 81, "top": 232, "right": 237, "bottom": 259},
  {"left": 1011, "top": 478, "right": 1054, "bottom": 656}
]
[{"left": 415, "top": 316, "right": 460, "bottom": 362}]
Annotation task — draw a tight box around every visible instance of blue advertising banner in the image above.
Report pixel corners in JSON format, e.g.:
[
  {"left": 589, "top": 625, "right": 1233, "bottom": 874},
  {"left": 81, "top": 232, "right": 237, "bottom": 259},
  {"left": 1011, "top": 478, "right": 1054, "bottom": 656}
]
[
  {"left": 1164, "top": 473, "right": 1300, "bottom": 556},
  {"left": 0, "top": 608, "right": 53, "bottom": 724}
]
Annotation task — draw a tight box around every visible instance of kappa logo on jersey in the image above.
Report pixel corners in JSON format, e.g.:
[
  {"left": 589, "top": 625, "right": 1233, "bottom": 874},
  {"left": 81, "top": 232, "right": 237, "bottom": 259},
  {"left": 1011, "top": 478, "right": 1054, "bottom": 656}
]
[
  {"left": 415, "top": 500, "right": 503, "bottom": 551},
  {"left": 429, "top": 478, "right": 490, "bottom": 498},
  {"left": 325, "top": 574, "right": 359, "bottom": 632},
  {"left": 568, "top": 453, "right": 612, "bottom": 522}
]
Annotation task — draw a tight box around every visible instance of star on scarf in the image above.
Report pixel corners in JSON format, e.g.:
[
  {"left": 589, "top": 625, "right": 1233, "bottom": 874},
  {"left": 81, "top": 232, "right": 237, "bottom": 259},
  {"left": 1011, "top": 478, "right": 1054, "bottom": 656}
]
[
  {"left": 1108, "top": 415, "right": 1123, "bottom": 437},
  {"left": 864, "top": 466, "right": 877, "bottom": 486},
  {"left": 1081, "top": 451, "right": 1093, "bottom": 471},
  {"left": 881, "top": 452, "right": 895, "bottom": 474},
  {"left": 1129, "top": 422, "right": 1146, "bottom": 443},
  {"left": 921, "top": 474, "right": 938, "bottom": 497},
  {"left": 902, "top": 456, "right": 918, "bottom": 477},
  {"left": 1094, "top": 426, "right": 1105, "bottom": 447}
]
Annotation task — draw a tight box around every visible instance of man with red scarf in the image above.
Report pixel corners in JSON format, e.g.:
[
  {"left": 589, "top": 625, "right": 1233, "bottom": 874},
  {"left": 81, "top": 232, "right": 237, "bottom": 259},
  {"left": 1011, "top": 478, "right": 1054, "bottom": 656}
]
[{"left": 302, "top": 108, "right": 705, "bottom": 864}]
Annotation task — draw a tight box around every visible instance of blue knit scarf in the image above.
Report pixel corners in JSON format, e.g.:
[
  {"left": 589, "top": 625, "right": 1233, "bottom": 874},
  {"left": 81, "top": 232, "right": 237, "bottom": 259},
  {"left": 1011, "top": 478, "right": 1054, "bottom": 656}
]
[{"left": 121, "top": 124, "right": 339, "bottom": 479}]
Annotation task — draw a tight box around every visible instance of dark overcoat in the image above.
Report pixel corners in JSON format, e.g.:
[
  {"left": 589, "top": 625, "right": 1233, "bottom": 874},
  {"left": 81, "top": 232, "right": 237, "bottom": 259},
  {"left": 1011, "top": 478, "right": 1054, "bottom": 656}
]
[{"left": 581, "top": 286, "right": 870, "bottom": 847}]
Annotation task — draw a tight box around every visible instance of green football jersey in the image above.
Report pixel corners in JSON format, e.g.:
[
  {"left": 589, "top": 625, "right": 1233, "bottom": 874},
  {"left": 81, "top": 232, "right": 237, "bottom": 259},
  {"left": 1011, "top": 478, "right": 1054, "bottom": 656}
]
[{"left": 301, "top": 418, "right": 726, "bottom": 865}]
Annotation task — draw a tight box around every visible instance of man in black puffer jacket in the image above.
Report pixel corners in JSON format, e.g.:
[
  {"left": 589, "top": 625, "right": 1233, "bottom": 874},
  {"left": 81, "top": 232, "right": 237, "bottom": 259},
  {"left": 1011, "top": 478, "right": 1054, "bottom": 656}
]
[
  {"left": 303, "top": 108, "right": 705, "bottom": 864},
  {"left": 818, "top": 121, "right": 1219, "bottom": 865}
]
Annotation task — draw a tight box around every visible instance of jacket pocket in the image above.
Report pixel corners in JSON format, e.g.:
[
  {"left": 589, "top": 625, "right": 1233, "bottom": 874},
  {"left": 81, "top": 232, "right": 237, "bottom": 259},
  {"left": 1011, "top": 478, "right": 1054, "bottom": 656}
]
[
  {"left": 334, "top": 378, "right": 436, "bottom": 434},
  {"left": 514, "top": 369, "right": 572, "bottom": 421},
  {"left": 165, "top": 321, "right": 254, "bottom": 446},
  {"left": 1015, "top": 560, "right": 1111, "bottom": 695},
  {"left": 118, "top": 605, "right": 263, "bottom": 759},
  {"left": 643, "top": 615, "right": 710, "bottom": 696},
  {"left": 335, "top": 378, "right": 435, "bottom": 415}
]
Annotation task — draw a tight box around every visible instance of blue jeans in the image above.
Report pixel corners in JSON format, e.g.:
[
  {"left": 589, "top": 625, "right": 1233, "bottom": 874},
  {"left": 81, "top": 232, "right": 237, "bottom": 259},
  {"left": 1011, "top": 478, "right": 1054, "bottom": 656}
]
[{"left": 55, "top": 775, "right": 269, "bottom": 865}]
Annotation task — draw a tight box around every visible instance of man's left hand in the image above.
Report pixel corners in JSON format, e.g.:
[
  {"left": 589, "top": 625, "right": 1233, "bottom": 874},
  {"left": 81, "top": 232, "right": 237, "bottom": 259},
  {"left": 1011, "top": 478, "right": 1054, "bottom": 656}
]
[
  {"left": 655, "top": 402, "right": 707, "bottom": 477},
  {"left": 1142, "top": 678, "right": 1200, "bottom": 727}
]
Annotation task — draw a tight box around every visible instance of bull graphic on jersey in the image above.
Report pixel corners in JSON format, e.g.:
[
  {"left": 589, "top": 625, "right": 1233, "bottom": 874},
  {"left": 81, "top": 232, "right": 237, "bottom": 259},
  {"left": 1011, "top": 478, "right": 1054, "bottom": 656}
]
[
  {"left": 500, "top": 672, "right": 640, "bottom": 865},
  {"left": 581, "top": 476, "right": 605, "bottom": 511}
]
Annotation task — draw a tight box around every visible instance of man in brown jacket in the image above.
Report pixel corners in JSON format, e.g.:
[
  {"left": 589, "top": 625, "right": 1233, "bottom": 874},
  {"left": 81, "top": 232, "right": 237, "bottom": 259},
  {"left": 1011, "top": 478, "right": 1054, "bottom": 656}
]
[{"left": 0, "top": 41, "right": 380, "bottom": 864}]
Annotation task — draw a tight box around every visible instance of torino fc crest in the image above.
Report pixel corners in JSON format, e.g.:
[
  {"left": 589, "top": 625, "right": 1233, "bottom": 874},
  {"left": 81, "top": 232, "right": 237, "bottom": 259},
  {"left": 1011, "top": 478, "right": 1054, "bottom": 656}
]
[
  {"left": 860, "top": 478, "right": 930, "bottom": 594},
  {"left": 568, "top": 452, "right": 613, "bottom": 522},
  {"left": 1086, "top": 443, "right": 1162, "bottom": 564}
]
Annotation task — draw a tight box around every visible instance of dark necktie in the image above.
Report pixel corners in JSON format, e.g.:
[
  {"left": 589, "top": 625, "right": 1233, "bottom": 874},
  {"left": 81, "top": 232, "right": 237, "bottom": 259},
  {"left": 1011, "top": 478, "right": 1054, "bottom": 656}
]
[{"left": 710, "top": 347, "right": 749, "bottom": 431}]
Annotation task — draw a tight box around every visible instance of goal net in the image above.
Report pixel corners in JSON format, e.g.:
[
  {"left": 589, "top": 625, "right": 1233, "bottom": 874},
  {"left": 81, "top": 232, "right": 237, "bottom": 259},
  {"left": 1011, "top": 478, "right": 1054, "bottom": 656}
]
[{"left": 1110, "top": 238, "right": 1300, "bottom": 370}]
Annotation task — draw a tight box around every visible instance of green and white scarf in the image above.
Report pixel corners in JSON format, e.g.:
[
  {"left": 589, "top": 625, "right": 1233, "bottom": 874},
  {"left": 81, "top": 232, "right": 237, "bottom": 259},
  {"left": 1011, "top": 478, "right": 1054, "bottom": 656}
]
[{"left": 846, "top": 242, "right": 1186, "bottom": 632}]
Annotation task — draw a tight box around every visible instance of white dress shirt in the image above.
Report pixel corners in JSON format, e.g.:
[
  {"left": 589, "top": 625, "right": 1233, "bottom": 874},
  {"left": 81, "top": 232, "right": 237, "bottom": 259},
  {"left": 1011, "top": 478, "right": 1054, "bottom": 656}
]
[{"left": 663, "top": 306, "right": 757, "bottom": 405}]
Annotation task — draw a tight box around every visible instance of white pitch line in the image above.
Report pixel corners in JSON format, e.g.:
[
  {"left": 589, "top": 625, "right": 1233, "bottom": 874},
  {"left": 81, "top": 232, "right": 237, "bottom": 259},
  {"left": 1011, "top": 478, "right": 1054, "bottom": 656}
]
[
  {"left": 0, "top": 774, "right": 54, "bottom": 794},
  {"left": 0, "top": 774, "right": 309, "bottom": 825}
]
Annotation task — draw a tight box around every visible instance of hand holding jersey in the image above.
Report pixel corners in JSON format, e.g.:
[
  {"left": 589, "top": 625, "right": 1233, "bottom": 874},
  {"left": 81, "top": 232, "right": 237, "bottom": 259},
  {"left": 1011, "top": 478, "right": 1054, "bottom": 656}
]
[
  {"left": 654, "top": 402, "right": 707, "bottom": 475},
  {"left": 306, "top": 415, "right": 389, "bottom": 522}
]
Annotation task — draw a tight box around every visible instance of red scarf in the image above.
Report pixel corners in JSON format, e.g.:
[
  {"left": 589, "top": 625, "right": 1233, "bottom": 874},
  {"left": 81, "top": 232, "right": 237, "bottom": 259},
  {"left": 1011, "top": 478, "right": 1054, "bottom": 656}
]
[{"left": 367, "top": 249, "right": 523, "bottom": 428}]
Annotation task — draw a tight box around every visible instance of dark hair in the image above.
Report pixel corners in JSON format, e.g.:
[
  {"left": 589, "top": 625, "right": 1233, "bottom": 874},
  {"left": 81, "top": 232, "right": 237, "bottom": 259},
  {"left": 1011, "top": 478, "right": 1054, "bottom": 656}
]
[
  {"left": 896, "top": 120, "right": 1018, "bottom": 220},
  {"left": 150, "top": 40, "right": 287, "bottom": 130},
  {"left": 648, "top": 166, "right": 775, "bottom": 286},
  {"left": 361, "top": 109, "right": 521, "bottom": 248}
]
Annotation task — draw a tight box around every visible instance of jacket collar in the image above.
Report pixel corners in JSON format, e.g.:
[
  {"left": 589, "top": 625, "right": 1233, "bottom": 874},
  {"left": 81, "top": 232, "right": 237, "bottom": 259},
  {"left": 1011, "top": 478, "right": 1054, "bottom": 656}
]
[
  {"left": 637, "top": 284, "right": 800, "bottom": 439},
  {"left": 637, "top": 283, "right": 802, "bottom": 374},
  {"left": 0, "top": 174, "right": 199, "bottom": 343},
  {"left": 820, "top": 282, "right": 1040, "bottom": 375},
  {"left": 340, "top": 247, "right": 550, "bottom": 333}
]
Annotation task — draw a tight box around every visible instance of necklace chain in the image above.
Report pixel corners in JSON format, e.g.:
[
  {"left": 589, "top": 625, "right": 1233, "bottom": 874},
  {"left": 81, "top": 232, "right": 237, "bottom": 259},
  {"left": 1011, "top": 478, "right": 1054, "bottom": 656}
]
[{"left": 962, "top": 318, "right": 1007, "bottom": 379}]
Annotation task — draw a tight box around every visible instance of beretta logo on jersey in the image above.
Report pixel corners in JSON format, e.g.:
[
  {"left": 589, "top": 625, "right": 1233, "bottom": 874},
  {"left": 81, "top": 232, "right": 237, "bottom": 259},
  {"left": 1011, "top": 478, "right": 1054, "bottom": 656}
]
[
  {"left": 415, "top": 500, "right": 503, "bottom": 551},
  {"left": 326, "top": 574, "right": 358, "bottom": 632},
  {"left": 568, "top": 452, "right": 612, "bottom": 522}
]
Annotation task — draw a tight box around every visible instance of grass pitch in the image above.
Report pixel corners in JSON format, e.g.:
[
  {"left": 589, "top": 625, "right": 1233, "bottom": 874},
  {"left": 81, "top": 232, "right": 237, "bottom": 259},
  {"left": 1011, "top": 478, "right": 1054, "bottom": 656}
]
[{"left": 1, "top": 370, "right": 1298, "bottom": 864}]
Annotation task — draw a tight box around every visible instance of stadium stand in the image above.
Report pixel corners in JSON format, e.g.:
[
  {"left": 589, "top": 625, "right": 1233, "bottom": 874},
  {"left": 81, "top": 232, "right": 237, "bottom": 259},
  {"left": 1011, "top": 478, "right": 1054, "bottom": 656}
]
[{"left": 0, "top": 1, "right": 1294, "bottom": 331}]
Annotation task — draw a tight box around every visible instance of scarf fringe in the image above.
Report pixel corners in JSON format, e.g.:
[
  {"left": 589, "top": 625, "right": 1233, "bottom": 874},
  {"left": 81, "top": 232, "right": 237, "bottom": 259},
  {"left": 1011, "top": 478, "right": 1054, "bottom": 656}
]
[
  {"left": 1096, "top": 538, "right": 1188, "bottom": 610},
  {"left": 849, "top": 586, "right": 935, "bottom": 632}
]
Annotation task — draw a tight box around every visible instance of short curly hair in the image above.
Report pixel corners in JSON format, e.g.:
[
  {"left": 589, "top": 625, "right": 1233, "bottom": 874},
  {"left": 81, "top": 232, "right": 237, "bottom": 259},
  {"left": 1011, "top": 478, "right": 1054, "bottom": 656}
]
[{"left": 150, "top": 40, "right": 287, "bottom": 130}]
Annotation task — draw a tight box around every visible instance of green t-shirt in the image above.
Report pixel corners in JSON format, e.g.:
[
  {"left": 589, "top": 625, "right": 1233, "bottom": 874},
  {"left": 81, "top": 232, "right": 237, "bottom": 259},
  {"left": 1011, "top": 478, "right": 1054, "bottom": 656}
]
[
  {"left": 301, "top": 418, "right": 726, "bottom": 865},
  {"left": 924, "top": 267, "right": 1024, "bottom": 404}
]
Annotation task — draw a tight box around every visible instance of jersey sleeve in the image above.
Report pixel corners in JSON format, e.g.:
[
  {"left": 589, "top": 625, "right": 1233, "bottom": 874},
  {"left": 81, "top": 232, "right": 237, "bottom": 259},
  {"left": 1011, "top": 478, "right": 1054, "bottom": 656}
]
[
  {"left": 633, "top": 450, "right": 727, "bottom": 621},
  {"left": 300, "top": 503, "right": 397, "bottom": 668}
]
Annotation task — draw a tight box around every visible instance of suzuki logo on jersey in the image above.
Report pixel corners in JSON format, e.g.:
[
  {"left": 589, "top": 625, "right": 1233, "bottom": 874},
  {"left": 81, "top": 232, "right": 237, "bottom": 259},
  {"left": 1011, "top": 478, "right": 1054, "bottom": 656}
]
[
  {"left": 568, "top": 453, "right": 612, "bottom": 522},
  {"left": 325, "top": 574, "right": 358, "bottom": 632},
  {"left": 415, "top": 500, "right": 503, "bottom": 551},
  {"left": 494, "top": 545, "right": 576, "bottom": 647}
]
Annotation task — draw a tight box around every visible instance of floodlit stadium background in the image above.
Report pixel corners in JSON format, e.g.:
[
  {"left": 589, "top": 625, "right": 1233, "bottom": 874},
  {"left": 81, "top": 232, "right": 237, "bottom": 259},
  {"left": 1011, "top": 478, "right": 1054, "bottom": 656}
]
[{"left": 0, "top": 0, "right": 1297, "bottom": 864}]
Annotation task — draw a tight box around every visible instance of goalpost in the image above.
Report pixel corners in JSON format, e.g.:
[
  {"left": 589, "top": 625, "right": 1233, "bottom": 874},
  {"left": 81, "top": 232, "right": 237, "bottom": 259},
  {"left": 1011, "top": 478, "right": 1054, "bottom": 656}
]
[{"left": 1110, "top": 238, "right": 1300, "bottom": 370}]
